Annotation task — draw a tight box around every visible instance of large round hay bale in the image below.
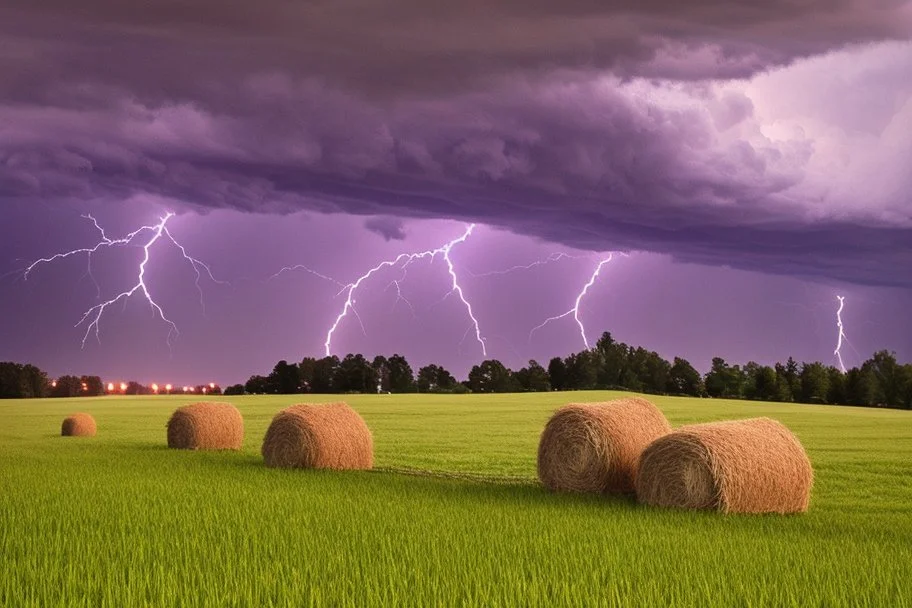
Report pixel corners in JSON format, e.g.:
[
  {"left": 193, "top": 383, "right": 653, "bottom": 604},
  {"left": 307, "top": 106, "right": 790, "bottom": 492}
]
[
  {"left": 166, "top": 402, "right": 244, "bottom": 450},
  {"left": 261, "top": 402, "right": 373, "bottom": 470},
  {"left": 636, "top": 417, "right": 813, "bottom": 514},
  {"left": 61, "top": 413, "right": 96, "bottom": 437},
  {"left": 537, "top": 397, "right": 671, "bottom": 494}
]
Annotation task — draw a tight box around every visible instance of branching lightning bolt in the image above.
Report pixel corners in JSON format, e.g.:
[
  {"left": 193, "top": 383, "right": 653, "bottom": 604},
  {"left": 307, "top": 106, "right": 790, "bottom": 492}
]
[
  {"left": 529, "top": 254, "right": 616, "bottom": 350},
  {"left": 834, "top": 295, "right": 848, "bottom": 373},
  {"left": 385, "top": 273, "right": 417, "bottom": 317},
  {"left": 469, "top": 252, "right": 585, "bottom": 278},
  {"left": 162, "top": 226, "right": 229, "bottom": 313},
  {"left": 267, "top": 264, "right": 347, "bottom": 288},
  {"left": 23, "top": 212, "right": 222, "bottom": 348},
  {"left": 325, "top": 224, "right": 486, "bottom": 357}
]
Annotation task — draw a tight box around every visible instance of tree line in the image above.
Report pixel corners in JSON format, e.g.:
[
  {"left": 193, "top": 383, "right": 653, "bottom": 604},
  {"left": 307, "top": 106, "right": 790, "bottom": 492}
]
[
  {"left": 224, "top": 331, "right": 912, "bottom": 409},
  {"left": 4, "top": 330, "right": 911, "bottom": 409},
  {"left": 0, "top": 362, "right": 221, "bottom": 399},
  {"left": 0, "top": 362, "right": 104, "bottom": 398}
]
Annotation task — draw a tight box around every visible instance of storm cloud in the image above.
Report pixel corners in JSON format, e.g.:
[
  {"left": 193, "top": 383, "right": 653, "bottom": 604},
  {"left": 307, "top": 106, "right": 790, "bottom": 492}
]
[{"left": 1, "top": 2, "right": 911, "bottom": 286}]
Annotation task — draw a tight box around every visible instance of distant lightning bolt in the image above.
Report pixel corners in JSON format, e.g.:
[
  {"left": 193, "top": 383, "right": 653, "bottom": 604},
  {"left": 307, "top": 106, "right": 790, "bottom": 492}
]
[
  {"left": 469, "top": 252, "right": 585, "bottom": 278},
  {"left": 325, "top": 224, "right": 486, "bottom": 356},
  {"left": 529, "top": 254, "right": 616, "bottom": 350},
  {"left": 834, "top": 295, "right": 848, "bottom": 373},
  {"left": 23, "top": 212, "right": 221, "bottom": 348},
  {"left": 267, "top": 264, "right": 347, "bottom": 288},
  {"left": 162, "top": 226, "right": 229, "bottom": 313},
  {"left": 385, "top": 274, "right": 417, "bottom": 317}
]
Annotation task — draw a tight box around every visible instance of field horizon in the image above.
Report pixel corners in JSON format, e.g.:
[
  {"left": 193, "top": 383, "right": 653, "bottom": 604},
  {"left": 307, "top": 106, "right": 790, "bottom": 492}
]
[{"left": 2, "top": 391, "right": 910, "bottom": 606}]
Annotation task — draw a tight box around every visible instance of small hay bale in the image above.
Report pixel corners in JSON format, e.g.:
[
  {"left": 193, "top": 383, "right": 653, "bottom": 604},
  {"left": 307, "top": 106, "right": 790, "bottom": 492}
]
[
  {"left": 61, "top": 413, "right": 96, "bottom": 437},
  {"left": 537, "top": 397, "right": 671, "bottom": 494},
  {"left": 261, "top": 402, "right": 373, "bottom": 470},
  {"left": 166, "top": 402, "right": 244, "bottom": 450},
  {"left": 636, "top": 417, "right": 813, "bottom": 514}
]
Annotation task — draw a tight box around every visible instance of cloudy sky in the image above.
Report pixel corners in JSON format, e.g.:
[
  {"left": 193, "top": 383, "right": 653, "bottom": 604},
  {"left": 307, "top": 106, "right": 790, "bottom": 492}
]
[{"left": 1, "top": 1, "right": 910, "bottom": 385}]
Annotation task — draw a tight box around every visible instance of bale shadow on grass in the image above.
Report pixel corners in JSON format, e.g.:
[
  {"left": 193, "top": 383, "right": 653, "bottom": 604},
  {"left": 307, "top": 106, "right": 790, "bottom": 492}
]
[
  {"left": 121, "top": 441, "right": 640, "bottom": 510},
  {"left": 227, "top": 460, "right": 640, "bottom": 510},
  {"left": 373, "top": 466, "right": 640, "bottom": 509}
]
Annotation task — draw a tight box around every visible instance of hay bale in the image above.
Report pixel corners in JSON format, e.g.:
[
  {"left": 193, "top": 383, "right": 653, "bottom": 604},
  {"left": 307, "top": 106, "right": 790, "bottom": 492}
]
[
  {"left": 261, "top": 402, "right": 373, "bottom": 469},
  {"left": 636, "top": 417, "right": 813, "bottom": 514},
  {"left": 537, "top": 397, "right": 671, "bottom": 494},
  {"left": 61, "top": 413, "right": 96, "bottom": 437},
  {"left": 167, "top": 402, "right": 244, "bottom": 450}
]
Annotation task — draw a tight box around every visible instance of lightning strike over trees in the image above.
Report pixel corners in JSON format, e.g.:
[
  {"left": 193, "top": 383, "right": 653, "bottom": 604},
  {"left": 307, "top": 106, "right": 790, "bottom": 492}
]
[
  {"left": 529, "top": 254, "right": 617, "bottom": 350},
  {"left": 23, "top": 213, "right": 222, "bottom": 348},
  {"left": 834, "top": 295, "right": 848, "bottom": 373},
  {"left": 324, "top": 224, "right": 486, "bottom": 357}
]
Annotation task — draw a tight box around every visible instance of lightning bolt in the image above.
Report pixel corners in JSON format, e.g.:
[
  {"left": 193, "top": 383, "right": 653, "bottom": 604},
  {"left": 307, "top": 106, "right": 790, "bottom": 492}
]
[
  {"left": 385, "top": 274, "right": 417, "bottom": 317},
  {"left": 162, "top": 226, "right": 229, "bottom": 313},
  {"left": 23, "top": 212, "right": 221, "bottom": 348},
  {"left": 325, "top": 224, "right": 486, "bottom": 356},
  {"left": 834, "top": 295, "right": 848, "bottom": 373},
  {"left": 529, "top": 254, "right": 616, "bottom": 350},
  {"left": 267, "top": 264, "right": 347, "bottom": 288},
  {"left": 469, "top": 252, "right": 585, "bottom": 277}
]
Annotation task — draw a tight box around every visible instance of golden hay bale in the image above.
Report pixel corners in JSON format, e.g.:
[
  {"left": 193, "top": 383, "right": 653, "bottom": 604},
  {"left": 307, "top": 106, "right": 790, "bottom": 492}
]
[
  {"left": 61, "top": 413, "right": 96, "bottom": 437},
  {"left": 537, "top": 397, "right": 672, "bottom": 494},
  {"left": 636, "top": 417, "right": 813, "bottom": 514},
  {"left": 166, "top": 402, "right": 244, "bottom": 450},
  {"left": 261, "top": 402, "right": 373, "bottom": 470}
]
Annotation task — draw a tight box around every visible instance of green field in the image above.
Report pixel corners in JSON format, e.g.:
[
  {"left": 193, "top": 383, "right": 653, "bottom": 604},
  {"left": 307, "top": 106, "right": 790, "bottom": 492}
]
[{"left": 1, "top": 392, "right": 910, "bottom": 606}]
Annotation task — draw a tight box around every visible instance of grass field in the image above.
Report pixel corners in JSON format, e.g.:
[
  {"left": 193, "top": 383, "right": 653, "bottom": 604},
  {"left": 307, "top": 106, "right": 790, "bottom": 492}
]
[{"left": 1, "top": 392, "right": 910, "bottom": 606}]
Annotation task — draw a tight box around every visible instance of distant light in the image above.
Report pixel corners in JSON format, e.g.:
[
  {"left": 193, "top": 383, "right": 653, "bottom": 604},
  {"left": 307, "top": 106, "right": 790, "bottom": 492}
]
[
  {"left": 107, "top": 382, "right": 115, "bottom": 392},
  {"left": 182, "top": 386, "right": 188, "bottom": 392},
  {"left": 202, "top": 387, "right": 207, "bottom": 394},
  {"left": 189, "top": 387, "right": 196, "bottom": 392},
  {"left": 51, "top": 381, "right": 57, "bottom": 388},
  {"left": 165, "top": 384, "right": 173, "bottom": 391},
  {"left": 120, "top": 382, "right": 127, "bottom": 391},
  {"left": 151, "top": 383, "right": 159, "bottom": 393},
  {"left": 209, "top": 382, "right": 216, "bottom": 389},
  {"left": 81, "top": 383, "right": 88, "bottom": 391}
]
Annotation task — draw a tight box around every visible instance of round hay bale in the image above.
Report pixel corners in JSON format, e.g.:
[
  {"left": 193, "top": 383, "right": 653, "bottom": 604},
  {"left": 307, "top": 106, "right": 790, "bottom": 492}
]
[
  {"left": 261, "top": 402, "right": 373, "bottom": 470},
  {"left": 537, "top": 397, "right": 671, "bottom": 494},
  {"left": 61, "top": 413, "right": 96, "bottom": 437},
  {"left": 166, "top": 402, "right": 244, "bottom": 450},
  {"left": 636, "top": 417, "right": 814, "bottom": 514}
]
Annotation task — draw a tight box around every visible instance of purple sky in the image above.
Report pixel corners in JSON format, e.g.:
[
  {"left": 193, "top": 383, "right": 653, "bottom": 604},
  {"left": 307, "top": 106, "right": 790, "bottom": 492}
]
[{"left": 1, "top": 2, "right": 910, "bottom": 385}]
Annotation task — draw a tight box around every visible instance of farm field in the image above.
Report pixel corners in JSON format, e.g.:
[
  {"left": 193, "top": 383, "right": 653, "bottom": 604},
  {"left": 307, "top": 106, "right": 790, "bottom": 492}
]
[{"left": 1, "top": 392, "right": 910, "bottom": 606}]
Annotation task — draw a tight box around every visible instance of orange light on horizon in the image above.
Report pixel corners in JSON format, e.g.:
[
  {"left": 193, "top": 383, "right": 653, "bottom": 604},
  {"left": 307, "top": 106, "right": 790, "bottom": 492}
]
[
  {"left": 51, "top": 381, "right": 57, "bottom": 388},
  {"left": 182, "top": 386, "right": 188, "bottom": 392},
  {"left": 107, "top": 382, "right": 115, "bottom": 392},
  {"left": 119, "top": 382, "right": 127, "bottom": 392},
  {"left": 209, "top": 382, "right": 216, "bottom": 389},
  {"left": 165, "top": 384, "right": 173, "bottom": 392},
  {"left": 189, "top": 387, "right": 196, "bottom": 392},
  {"left": 151, "top": 383, "right": 159, "bottom": 393}
]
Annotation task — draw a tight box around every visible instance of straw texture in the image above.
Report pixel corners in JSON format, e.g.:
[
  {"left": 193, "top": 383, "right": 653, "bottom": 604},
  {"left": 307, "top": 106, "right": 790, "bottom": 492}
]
[
  {"left": 261, "top": 402, "right": 373, "bottom": 469},
  {"left": 636, "top": 417, "right": 814, "bottom": 513},
  {"left": 166, "top": 402, "right": 244, "bottom": 450},
  {"left": 537, "top": 397, "right": 671, "bottom": 494},
  {"left": 61, "top": 413, "right": 96, "bottom": 437}
]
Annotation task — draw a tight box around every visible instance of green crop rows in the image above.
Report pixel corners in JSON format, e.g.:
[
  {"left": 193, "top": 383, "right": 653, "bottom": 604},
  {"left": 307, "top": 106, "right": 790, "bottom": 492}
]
[{"left": 1, "top": 392, "right": 910, "bottom": 606}]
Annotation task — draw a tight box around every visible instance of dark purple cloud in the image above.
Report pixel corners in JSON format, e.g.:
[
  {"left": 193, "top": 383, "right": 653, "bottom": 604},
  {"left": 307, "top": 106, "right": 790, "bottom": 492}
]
[
  {"left": 1, "top": 3, "right": 911, "bottom": 290},
  {"left": 364, "top": 217, "right": 407, "bottom": 241},
  {"left": 2, "top": 0, "right": 909, "bottom": 92}
]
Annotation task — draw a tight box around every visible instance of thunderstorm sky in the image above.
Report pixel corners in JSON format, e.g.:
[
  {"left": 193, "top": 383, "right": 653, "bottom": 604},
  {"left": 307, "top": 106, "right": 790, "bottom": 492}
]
[{"left": 1, "top": 1, "right": 911, "bottom": 384}]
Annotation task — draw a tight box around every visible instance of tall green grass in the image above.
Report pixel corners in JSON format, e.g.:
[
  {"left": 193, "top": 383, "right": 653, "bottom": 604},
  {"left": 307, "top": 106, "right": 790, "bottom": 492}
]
[{"left": 1, "top": 393, "right": 910, "bottom": 606}]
